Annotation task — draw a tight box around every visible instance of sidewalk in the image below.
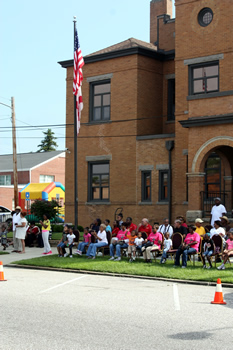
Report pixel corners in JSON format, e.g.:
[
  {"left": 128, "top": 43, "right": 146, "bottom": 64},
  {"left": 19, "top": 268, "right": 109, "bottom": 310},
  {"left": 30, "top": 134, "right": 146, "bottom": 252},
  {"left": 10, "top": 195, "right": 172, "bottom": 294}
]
[{"left": 0, "top": 246, "right": 58, "bottom": 265}]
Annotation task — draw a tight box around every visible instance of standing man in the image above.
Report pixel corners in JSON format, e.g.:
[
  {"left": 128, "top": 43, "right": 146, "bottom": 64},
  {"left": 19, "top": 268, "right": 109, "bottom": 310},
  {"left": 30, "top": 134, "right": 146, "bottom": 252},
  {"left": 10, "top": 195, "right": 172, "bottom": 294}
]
[
  {"left": 158, "top": 218, "right": 173, "bottom": 238},
  {"left": 210, "top": 198, "right": 226, "bottom": 228},
  {"left": 12, "top": 206, "right": 22, "bottom": 252}
]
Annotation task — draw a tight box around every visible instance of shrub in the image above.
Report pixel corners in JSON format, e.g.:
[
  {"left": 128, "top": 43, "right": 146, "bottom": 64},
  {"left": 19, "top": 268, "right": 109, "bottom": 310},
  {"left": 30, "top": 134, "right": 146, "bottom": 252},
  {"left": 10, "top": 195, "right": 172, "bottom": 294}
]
[
  {"left": 30, "top": 200, "right": 61, "bottom": 221},
  {"left": 77, "top": 225, "right": 84, "bottom": 232}
]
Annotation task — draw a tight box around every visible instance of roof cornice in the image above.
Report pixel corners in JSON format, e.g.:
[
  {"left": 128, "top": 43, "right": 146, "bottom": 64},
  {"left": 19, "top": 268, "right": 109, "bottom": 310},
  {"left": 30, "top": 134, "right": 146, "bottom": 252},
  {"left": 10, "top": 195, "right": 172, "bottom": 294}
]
[
  {"left": 58, "top": 47, "right": 175, "bottom": 68},
  {"left": 179, "top": 114, "right": 233, "bottom": 128}
]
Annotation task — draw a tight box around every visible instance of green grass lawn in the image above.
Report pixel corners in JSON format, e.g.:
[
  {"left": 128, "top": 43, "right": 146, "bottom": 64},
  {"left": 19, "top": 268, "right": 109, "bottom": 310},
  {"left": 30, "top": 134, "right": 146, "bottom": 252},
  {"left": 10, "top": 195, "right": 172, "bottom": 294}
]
[
  {"left": 0, "top": 251, "right": 10, "bottom": 255},
  {"left": 12, "top": 255, "right": 233, "bottom": 284}
]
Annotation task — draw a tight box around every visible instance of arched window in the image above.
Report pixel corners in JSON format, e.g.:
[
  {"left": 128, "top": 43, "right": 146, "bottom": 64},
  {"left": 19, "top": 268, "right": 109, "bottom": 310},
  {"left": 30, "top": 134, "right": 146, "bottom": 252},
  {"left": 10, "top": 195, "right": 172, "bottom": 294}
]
[{"left": 204, "top": 152, "right": 221, "bottom": 197}]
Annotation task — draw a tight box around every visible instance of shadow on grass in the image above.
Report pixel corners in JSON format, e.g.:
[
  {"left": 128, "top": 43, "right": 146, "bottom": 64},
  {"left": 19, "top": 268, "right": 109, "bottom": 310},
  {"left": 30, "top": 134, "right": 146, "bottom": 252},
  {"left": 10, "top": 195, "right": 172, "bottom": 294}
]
[{"left": 11, "top": 255, "right": 233, "bottom": 284}]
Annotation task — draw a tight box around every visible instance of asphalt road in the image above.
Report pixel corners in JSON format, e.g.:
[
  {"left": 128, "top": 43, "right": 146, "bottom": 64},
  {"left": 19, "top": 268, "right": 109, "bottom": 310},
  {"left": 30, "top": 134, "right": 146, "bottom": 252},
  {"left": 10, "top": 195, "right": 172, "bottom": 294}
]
[{"left": 1, "top": 267, "right": 233, "bottom": 350}]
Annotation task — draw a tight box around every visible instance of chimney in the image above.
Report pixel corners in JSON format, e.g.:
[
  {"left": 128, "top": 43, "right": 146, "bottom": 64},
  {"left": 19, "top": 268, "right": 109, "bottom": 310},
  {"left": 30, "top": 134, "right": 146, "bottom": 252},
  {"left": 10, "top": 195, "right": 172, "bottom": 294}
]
[{"left": 150, "top": 0, "right": 173, "bottom": 44}]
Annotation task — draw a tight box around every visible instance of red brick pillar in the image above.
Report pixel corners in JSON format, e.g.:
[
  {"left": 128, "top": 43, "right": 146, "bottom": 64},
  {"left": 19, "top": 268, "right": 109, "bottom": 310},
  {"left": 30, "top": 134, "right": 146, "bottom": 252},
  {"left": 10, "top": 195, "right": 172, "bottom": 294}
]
[
  {"left": 186, "top": 172, "right": 205, "bottom": 222},
  {"left": 224, "top": 176, "right": 232, "bottom": 213}
]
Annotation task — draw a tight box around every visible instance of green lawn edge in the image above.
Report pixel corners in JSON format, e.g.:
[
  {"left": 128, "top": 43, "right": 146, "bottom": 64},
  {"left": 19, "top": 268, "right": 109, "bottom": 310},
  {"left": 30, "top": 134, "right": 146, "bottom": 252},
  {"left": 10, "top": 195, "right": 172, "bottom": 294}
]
[
  {"left": 11, "top": 255, "right": 233, "bottom": 284},
  {"left": 0, "top": 251, "right": 10, "bottom": 255}
]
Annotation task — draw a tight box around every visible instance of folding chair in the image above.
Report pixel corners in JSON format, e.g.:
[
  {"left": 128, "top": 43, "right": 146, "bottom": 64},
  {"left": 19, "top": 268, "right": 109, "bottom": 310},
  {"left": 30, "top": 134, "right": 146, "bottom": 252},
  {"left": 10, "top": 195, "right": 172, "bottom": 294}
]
[
  {"left": 167, "top": 232, "right": 183, "bottom": 261},
  {"left": 188, "top": 241, "right": 202, "bottom": 266},
  {"left": 211, "top": 235, "right": 223, "bottom": 267}
]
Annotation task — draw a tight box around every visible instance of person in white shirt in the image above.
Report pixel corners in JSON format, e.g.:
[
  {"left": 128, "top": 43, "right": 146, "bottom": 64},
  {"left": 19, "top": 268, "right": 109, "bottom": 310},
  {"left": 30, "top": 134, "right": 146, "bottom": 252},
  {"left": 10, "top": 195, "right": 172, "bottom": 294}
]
[
  {"left": 12, "top": 206, "right": 22, "bottom": 252},
  {"left": 67, "top": 227, "right": 76, "bottom": 258},
  {"left": 86, "top": 224, "right": 108, "bottom": 259},
  {"left": 134, "top": 232, "right": 144, "bottom": 253},
  {"left": 210, "top": 198, "right": 226, "bottom": 227},
  {"left": 158, "top": 218, "right": 173, "bottom": 238},
  {"left": 160, "top": 232, "right": 172, "bottom": 264}
]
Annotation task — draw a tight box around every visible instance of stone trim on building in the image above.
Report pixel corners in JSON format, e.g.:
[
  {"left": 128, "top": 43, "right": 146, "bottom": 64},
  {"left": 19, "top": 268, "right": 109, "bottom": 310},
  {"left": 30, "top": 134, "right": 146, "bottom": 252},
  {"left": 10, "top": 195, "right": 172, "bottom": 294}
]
[
  {"left": 86, "top": 73, "right": 113, "bottom": 83},
  {"left": 85, "top": 155, "right": 112, "bottom": 162},
  {"left": 183, "top": 53, "right": 224, "bottom": 66}
]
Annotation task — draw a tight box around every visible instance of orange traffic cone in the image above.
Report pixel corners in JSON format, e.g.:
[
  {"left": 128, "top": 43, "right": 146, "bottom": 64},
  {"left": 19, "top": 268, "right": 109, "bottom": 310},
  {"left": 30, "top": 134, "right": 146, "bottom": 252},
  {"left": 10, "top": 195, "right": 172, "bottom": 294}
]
[
  {"left": 211, "top": 278, "right": 226, "bottom": 305},
  {"left": 0, "top": 261, "right": 7, "bottom": 281}
]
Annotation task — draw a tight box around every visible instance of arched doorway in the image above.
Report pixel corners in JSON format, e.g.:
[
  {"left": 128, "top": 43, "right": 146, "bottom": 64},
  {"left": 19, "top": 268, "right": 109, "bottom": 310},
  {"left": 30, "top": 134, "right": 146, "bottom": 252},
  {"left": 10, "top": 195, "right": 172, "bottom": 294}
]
[{"left": 200, "top": 147, "right": 233, "bottom": 217}]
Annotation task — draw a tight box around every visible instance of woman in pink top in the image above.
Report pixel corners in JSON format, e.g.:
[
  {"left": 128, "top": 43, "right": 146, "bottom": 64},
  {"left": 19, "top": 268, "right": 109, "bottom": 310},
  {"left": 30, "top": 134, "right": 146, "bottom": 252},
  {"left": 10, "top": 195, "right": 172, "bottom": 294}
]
[
  {"left": 217, "top": 229, "right": 233, "bottom": 270},
  {"left": 141, "top": 224, "right": 162, "bottom": 263},
  {"left": 174, "top": 225, "right": 200, "bottom": 268},
  {"left": 109, "top": 222, "right": 129, "bottom": 261}
]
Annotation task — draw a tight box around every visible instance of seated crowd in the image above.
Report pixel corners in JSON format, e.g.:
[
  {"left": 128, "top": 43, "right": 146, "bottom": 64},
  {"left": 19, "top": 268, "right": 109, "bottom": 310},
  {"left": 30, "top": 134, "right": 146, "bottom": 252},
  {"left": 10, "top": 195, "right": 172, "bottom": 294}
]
[{"left": 55, "top": 212, "right": 233, "bottom": 270}]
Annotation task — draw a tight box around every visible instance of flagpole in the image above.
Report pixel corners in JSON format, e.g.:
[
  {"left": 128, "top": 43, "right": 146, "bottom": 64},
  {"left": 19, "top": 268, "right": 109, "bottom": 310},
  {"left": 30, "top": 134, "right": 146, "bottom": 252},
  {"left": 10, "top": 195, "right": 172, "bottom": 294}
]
[{"left": 73, "top": 16, "right": 78, "bottom": 229}]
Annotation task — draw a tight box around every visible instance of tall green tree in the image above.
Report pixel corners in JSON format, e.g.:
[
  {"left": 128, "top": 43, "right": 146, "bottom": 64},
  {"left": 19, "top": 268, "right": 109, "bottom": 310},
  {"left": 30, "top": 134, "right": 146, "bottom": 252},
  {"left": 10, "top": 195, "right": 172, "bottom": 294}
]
[{"left": 37, "top": 128, "right": 58, "bottom": 152}]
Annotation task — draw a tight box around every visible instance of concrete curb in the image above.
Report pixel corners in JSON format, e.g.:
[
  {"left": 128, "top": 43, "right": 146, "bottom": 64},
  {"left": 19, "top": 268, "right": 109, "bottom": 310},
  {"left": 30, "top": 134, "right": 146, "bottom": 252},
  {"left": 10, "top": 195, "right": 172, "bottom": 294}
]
[{"left": 6, "top": 263, "right": 233, "bottom": 288}]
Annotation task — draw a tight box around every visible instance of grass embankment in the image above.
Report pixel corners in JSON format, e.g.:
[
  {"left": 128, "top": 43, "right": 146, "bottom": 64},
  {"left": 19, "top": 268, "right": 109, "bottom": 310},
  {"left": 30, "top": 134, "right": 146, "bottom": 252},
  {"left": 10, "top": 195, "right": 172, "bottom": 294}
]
[{"left": 12, "top": 255, "right": 233, "bottom": 284}]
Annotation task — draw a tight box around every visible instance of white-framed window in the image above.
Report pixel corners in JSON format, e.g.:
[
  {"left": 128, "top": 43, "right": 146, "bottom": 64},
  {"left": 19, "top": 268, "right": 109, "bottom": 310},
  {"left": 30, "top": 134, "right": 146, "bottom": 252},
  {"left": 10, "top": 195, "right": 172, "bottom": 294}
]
[
  {"left": 39, "top": 175, "right": 55, "bottom": 183},
  {"left": 0, "top": 175, "right": 11, "bottom": 186}
]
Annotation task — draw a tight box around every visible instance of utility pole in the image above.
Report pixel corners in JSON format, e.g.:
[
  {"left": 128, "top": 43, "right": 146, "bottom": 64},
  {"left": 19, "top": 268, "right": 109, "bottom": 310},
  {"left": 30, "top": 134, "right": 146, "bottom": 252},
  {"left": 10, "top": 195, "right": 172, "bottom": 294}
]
[{"left": 11, "top": 97, "right": 19, "bottom": 208}]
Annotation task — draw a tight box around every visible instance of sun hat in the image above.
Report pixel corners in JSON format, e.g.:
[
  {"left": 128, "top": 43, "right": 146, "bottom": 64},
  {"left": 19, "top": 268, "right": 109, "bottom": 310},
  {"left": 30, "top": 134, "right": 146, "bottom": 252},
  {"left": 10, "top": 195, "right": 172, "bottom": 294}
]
[
  {"left": 220, "top": 216, "right": 229, "bottom": 224},
  {"left": 195, "top": 218, "right": 204, "bottom": 223}
]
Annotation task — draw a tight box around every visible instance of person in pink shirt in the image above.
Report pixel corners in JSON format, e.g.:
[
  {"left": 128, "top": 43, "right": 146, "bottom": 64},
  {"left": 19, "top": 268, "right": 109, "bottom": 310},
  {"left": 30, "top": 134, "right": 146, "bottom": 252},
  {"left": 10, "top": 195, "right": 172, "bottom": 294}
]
[
  {"left": 174, "top": 225, "right": 200, "bottom": 268},
  {"left": 141, "top": 224, "right": 162, "bottom": 263},
  {"left": 75, "top": 227, "right": 91, "bottom": 255},
  {"left": 217, "top": 229, "right": 233, "bottom": 270},
  {"left": 109, "top": 222, "right": 129, "bottom": 261}
]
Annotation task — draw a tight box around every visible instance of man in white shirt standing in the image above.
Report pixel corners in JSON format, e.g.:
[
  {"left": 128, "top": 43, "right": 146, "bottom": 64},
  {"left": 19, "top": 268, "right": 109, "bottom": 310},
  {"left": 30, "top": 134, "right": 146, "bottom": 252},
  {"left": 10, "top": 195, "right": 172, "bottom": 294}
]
[
  {"left": 210, "top": 198, "right": 227, "bottom": 228},
  {"left": 158, "top": 218, "right": 173, "bottom": 238},
  {"left": 12, "top": 206, "right": 22, "bottom": 252}
]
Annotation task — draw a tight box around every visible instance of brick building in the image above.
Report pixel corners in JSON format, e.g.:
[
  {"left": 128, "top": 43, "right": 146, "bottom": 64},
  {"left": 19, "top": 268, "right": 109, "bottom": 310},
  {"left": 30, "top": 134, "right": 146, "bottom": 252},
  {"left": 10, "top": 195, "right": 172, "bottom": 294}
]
[
  {"left": 0, "top": 151, "right": 65, "bottom": 209},
  {"left": 59, "top": 0, "right": 233, "bottom": 227}
]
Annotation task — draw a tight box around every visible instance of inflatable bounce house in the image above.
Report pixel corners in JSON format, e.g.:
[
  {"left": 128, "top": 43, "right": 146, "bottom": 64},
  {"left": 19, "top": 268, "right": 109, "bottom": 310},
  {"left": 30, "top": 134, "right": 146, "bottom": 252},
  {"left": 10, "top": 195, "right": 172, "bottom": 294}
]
[{"left": 19, "top": 182, "right": 65, "bottom": 221}]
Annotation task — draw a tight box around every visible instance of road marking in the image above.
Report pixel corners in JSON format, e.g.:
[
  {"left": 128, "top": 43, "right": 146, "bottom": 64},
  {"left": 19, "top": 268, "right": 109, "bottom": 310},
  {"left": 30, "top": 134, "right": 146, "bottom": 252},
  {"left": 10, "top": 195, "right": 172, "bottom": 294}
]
[
  {"left": 39, "top": 275, "right": 87, "bottom": 294},
  {"left": 173, "top": 283, "right": 180, "bottom": 311}
]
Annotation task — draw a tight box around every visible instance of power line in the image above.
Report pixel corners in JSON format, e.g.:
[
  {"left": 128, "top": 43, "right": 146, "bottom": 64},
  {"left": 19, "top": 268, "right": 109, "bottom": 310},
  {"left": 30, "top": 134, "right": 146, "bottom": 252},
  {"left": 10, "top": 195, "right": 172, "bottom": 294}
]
[
  {"left": 0, "top": 114, "right": 167, "bottom": 130},
  {"left": 1, "top": 134, "right": 137, "bottom": 139},
  {"left": 0, "top": 123, "right": 74, "bottom": 129}
]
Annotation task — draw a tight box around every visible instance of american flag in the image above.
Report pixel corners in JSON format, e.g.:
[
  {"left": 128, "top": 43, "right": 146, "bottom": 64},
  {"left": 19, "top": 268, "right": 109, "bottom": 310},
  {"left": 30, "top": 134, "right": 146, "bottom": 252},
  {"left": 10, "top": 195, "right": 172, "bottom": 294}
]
[{"left": 73, "top": 28, "right": 84, "bottom": 134}]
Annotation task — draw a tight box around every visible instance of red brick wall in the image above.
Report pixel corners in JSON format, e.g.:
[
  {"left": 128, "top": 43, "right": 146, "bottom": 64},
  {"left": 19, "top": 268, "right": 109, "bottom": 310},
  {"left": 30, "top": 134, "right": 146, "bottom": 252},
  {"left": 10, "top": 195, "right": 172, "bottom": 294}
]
[{"left": 30, "top": 155, "right": 65, "bottom": 184}]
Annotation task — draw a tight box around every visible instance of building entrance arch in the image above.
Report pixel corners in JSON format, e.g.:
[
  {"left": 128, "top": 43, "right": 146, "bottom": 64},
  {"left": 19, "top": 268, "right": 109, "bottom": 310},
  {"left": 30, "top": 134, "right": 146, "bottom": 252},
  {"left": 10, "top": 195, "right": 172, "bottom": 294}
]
[{"left": 191, "top": 138, "right": 233, "bottom": 217}]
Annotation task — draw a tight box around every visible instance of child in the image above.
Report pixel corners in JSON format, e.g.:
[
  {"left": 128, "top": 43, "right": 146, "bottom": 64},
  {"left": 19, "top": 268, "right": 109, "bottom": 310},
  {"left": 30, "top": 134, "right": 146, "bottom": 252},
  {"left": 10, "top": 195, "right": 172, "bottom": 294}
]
[
  {"left": 128, "top": 230, "right": 137, "bottom": 262},
  {"left": 217, "top": 229, "right": 233, "bottom": 270},
  {"left": 57, "top": 224, "right": 69, "bottom": 257},
  {"left": 201, "top": 233, "right": 214, "bottom": 269},
  {"left": 160, "top": 232, "right": 172, "bottom": 264},
  {"left": 1, "top": 224, "right": 8, "bottom": 250},
  {"left": 104, "top": 219, "right": 112, "bottom": 233},
  {"left": 134, "top": 232, "right": 144, "bottom": 254},
  {"left": 75, "top": 227, "right": 91, "bottom": 255},
  {"left": 67, "top": 227, "right": 76, "bottom": 258}
]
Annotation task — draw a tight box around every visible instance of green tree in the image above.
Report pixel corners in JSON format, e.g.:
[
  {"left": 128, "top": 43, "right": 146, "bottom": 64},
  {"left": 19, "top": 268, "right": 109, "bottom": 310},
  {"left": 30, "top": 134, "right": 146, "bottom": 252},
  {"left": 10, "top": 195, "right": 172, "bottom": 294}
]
[
  {"left": 37, "top": 128, "right": 58, "bottom": 152},
  {"left": 30, "top": 200, "right": 61, "bottom": 221}
]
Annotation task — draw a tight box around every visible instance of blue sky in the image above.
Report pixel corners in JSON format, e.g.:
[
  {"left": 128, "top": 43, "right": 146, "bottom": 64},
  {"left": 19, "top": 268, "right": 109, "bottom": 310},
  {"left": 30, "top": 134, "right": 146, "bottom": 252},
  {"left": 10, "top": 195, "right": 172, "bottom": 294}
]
[{"left": 0, "top": 0, "right": 175, "bottom": 155}]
